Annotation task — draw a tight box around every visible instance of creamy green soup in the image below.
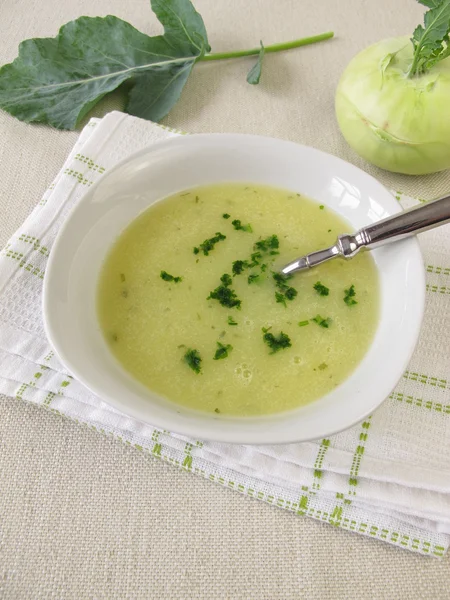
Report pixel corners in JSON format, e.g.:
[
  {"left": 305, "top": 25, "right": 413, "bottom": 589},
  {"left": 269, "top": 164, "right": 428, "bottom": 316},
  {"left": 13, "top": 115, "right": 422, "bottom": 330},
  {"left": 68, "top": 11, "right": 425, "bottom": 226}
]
[{"left": 97, "top": 184, "right": 379, "bottom": 416}]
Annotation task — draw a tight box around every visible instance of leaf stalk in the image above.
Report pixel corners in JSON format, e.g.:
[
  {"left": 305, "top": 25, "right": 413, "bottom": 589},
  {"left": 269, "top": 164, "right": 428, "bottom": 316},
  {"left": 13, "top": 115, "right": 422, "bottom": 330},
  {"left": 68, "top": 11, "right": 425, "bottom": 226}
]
[{"left": 199, "top": 32, "right": 334, "bottom": 62}]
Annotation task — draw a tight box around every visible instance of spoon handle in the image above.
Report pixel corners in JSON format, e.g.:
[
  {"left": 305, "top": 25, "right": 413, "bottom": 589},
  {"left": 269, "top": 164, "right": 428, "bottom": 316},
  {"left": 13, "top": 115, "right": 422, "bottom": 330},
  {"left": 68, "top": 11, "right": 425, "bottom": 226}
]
[{"left": 339, "top": 195, "right": 450, "bottom": 258}]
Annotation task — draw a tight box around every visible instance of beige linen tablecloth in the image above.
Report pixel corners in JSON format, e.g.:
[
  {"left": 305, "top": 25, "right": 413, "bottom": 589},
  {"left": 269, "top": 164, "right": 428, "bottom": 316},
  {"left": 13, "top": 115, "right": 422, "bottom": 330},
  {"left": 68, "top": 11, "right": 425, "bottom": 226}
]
[{"left": 1, "top": 0, "right": 449, "bottom": 597}]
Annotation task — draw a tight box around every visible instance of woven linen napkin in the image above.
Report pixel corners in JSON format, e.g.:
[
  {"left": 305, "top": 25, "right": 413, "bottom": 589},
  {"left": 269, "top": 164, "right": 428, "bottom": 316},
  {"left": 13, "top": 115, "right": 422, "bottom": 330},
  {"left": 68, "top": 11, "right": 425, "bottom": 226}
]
[{"left": 1, "top": 111, "right": 449, "bottom": 558}]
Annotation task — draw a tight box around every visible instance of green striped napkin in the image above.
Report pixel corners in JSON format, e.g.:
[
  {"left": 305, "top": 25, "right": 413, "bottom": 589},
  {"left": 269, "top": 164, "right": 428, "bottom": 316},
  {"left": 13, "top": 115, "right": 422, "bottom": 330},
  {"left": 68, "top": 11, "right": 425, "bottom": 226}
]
[{"left": 0, "top": 111, "right": 449, "bottom": 557}]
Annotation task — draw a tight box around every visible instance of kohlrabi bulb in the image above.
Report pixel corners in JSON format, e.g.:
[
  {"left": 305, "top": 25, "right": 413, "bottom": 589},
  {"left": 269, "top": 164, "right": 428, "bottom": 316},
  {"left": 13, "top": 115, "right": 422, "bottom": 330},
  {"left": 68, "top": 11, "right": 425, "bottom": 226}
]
[{"left": 335, "top": 36, "right": 450, "bottom": 175}]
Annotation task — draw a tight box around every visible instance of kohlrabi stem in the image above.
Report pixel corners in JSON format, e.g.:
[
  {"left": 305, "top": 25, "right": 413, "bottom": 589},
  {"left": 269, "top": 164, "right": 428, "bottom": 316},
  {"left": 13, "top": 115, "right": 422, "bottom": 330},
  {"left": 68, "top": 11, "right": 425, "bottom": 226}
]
[
  {"left": 200, "top": 32, "right": 334, "bottom": 62},
  {"left": 407, "top": 52, "right": 421, "bottom": 78}
]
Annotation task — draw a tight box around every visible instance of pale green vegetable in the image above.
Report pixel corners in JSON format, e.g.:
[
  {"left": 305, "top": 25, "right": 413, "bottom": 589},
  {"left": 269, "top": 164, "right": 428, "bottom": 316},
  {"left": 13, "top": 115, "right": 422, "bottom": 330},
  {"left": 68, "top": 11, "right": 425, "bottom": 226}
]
[{"left": 335, "top": 0, "right": 450, "bottom": 175}]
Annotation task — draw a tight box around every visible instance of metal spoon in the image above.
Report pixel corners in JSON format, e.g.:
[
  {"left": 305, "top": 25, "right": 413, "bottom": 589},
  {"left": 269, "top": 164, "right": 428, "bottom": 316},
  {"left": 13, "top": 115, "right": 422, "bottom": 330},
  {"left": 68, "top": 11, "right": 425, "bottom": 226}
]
[{"left": 281, "top": 194, "right": 450, "bottom": 275}]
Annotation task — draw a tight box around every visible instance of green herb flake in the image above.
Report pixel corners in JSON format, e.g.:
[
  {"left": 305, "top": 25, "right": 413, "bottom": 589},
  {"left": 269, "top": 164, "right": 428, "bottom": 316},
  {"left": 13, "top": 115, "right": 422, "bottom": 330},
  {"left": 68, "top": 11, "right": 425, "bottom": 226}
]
[
  {"left": 248, "top": 273, "right": 260, "bottom": 284},
  {"left": 298, "top": 320, "right": 310, "bottom": 327},
  {"left": 184, "top": 348, "right": 202, "bottom": 374},
  {"left": 254, "top": 235, "right": 279, "bottom": 252},
  {"left": 232, "top": 260, "right": 249, "bottom": 276},
  {"left": 220, "top": 273, "right": 232, "bottom": 287},
  {"left": 227, "top": 316, "right": 238, "bottom": 326},
  {"left": 160, "top": 270, "right": 183, "bottom": 283},
  {"left": 273, "top": 272, "right": 293, "bottom": 287},
  {"left": 213, "top": 341, "right": 233, "bottom": 360},
  {"left": 194, "top": 232, "right": 226, "bottom": 256},
  {"left": 232, "top": 219, "right": 253, "bottom": 233},
  {"left": 214, "top": 408, "right": 221, "bottom": 414},
  {"left": 284, "top": 287, "right": 297, "bottom": 300},
  {"left": 311, "top": 314, "right": 332, "bottom": 328},
  {"left": 195, "top": 196, "right": 200, "bottom": 203},
  {"left": 273, "top": 272, "right": 297, "bottom": 304},
  {"left": 313, "top": 281, "right": 329, "bottom": 296},
  {"left": 344, "top": 284, "right": 358, "bottom": 306},
  {"left": 249, "top": 251, "right": 262, "bottom": 267},
  {"left": 121, "top": 290, "right": 128, "bottom": 298},
  {"left": 319, "top": 205, "right": 324, "bottom": 210},
  {"left": 262, "top": 330, "right": 292, "bottom": 354},
  {"left": 207, "top": 285, "right": 242, "bottom": 309},
  {"left": 318, "top": 362, "right": 328, "bottom": 370},
  {"left": 222, "top": 213, "right": 231, "bottom": 219},
  {"left": 275, "top": 291, "right": 287, "bottom": 307},
  {"left": 120, "top": 273, "right": 126, "bottom": 283}
]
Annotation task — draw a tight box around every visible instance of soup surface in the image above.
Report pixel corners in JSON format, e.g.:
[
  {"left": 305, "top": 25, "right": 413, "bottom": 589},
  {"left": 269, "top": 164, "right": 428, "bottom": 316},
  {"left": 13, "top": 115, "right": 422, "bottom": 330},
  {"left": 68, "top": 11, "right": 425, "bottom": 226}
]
[{"left": 98, "top": 184, "right": 379, "bottom": 416}]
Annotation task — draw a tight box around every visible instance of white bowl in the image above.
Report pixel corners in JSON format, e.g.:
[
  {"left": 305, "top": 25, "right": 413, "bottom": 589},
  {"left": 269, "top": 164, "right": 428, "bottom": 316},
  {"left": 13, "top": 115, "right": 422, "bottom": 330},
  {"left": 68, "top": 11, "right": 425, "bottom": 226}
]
[{"left": 43, "top": 134, "right": 425, "bottom": 445}]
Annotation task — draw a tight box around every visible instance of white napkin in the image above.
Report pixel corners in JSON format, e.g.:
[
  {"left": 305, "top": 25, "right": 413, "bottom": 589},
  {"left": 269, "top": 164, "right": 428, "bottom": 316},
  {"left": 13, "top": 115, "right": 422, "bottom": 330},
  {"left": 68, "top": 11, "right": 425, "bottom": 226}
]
[{"left": 1, "top": 111, "right": 449, "bottom": 558}]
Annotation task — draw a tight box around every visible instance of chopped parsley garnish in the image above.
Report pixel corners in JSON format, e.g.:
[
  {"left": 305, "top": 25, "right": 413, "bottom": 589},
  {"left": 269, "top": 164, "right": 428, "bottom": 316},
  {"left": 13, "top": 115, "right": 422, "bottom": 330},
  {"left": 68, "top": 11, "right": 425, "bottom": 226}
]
[
  {"left": 313, "top": 281, "right": 329, "bottom": 296},
  {"left": 184, "top": 348, "right": 202, "bottom": 374},
  {"left": 214, "top": 408, "right": 221, "bottom": 414},
  {"left": 262, "top": 329, "right": 292, "bottom": 354},
  {"left": 319, "top": 205, "right": 324, "bottom": 210},
  {"left": 248, "top": 273, "right": 261, "bottom": 284},
  {"left": 284, "top": 287, "right": 297, "bottom": 300},
  {"left": 273, "top": 272, "right": 293, "bottom": 287},
  {"left": 213, "top": 341, "right": 233, "bottom": 360},
  {"left": 311, "top": 314, "right": 332, "bottom": 328},
  {"left": 272, "top": 272, "right": 297, "bottom": 306},
  {"left": 260, "top": 263, "right": 268, "bottom": 272},
  {"left": 227, "top": 316, "right": 238, "bottom": 326},
  {"left": 220, "top": 273, "right": 232, "bottom": 287},
  {"left": 208, "top": 284, "right": 242, "bottom": 309},
  {"left": 344, "top": 284, "right": 357, "bottom": 306},
  {"left": 193, "top": 232, "right": 226, "bottom": 256},
  {"left": 254, "top": 234, "right": 279, "bottom": 252},
  {"left": 120, "top": 273, "right": 126, "bottom": 283},
  {"left": 249, "top": 251, "right": 262, "bottom": 267},
  {"left": 318, "top": 362, "right": 328, "bottom": 370},
  {"left": 160, "top": 270, "right": 183, "bottom": 283},
  {"left": 298, "top": 320, "right": 310, "bottom": 327},
  {"left": 232, "top": 260, "right": 249, "bottom": 275},
  {"left": 275, "top": 291, "right": 286, "bottom": 307},
  {"left": 223, "top": 213, "right": 230, "bottom": 219},
  {"left": 232, "top": 219, "right": 253, "bottom": 233}
]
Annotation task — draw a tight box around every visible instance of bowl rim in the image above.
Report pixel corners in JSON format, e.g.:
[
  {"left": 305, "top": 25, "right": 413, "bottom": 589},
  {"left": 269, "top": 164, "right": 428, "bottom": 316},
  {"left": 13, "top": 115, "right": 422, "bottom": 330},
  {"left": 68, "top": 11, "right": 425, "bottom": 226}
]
[{"left": 43, "top": 132, "right": 425, "bottom": 445}]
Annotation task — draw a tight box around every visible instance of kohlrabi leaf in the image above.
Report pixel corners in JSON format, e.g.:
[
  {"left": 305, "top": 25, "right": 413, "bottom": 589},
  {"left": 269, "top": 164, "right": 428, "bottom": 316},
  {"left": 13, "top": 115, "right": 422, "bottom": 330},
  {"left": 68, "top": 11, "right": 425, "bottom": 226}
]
[
  {"left": 418, "top": 0, "right": 443, "bottom": 8},
  {"left": 0, "top": 0, "right": 208, "bottom": 129},
  {"left": 151, "top": 0, "right": 210, "bottom": 54},
  {"left": 126, "top": 61, "right": 196, "bottom": 122},
  {"left": 410, "top": 0, "right": 450, "bottom": 75},
  {"left": 246, "top": 41, "right": 265, "bottom": 84}
]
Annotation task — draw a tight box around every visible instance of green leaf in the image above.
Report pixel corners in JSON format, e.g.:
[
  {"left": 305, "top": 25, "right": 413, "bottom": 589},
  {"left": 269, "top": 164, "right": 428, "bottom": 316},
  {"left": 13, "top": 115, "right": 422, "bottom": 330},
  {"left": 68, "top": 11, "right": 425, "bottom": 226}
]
[
  {"left": 0, "top": 0, "right": 209, "bottom": 129},
  {"left": 151, "top": 0, "right": 210, "bottom": 53},
  {"left": 246, "top": 41, "right": 265, "bottom": 84},
  {"left": 418, "top": 0, "right": 443, "bottom": 8},
  {"left": 409, "top": 0, "right": 450, "bottom": 75}
]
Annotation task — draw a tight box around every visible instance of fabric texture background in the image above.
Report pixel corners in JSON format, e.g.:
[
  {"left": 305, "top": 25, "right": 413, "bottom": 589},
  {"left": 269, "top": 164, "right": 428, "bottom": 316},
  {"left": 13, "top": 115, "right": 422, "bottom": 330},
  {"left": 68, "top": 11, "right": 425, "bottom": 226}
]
[{"left": 1, "top": 0, "right": 450, "bottom": 598}]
